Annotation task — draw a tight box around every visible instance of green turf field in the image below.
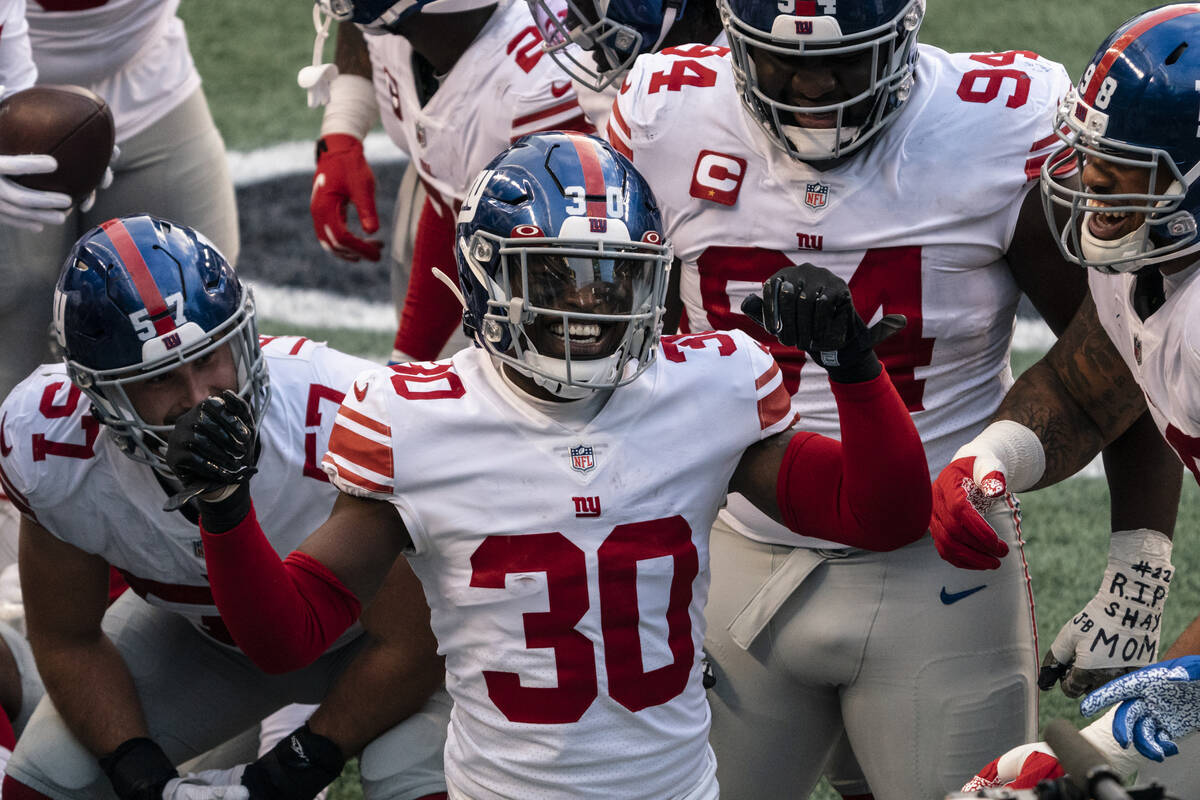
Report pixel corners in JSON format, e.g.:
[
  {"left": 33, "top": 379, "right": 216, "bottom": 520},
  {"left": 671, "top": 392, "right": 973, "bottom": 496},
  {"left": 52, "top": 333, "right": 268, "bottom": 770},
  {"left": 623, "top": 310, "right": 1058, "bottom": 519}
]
[{"left": 184, "top": 1, "right": 1188, "bottom": 796}]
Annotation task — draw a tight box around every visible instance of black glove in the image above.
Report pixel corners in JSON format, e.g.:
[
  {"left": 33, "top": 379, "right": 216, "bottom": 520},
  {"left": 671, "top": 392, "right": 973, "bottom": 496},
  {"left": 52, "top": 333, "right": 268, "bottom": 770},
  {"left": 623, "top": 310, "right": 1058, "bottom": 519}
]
[
  {"left": 240, "top": 724, "right": 346, "bottom": 800},
  {"left": 741, "top": 263, "right": 906, "bottom": 383},
  {"left": 99, "top": 738, "right": 179, "bottom": 800},
  {"left": 163, "top": 389, "right": 258, "bottom": 529}
]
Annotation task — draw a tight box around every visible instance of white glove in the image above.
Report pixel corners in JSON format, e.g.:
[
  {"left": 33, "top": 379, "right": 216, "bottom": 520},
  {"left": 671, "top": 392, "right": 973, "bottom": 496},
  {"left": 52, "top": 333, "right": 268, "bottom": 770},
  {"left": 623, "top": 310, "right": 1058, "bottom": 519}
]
[
  {"left": 1081, "top": 655, "right": 1200, "bottom": 761},
  {"left": 162, "top": 767, "right": 248, "bottom": 800},
  {"left": 79, "top": 146, "right": 118, "bottom": 214},
  {"left": 0, "top": 154, "right": 71, "bottom": 231},
  {"left": 1040, "top": 529, "right": 1173, "bottom": 698}
]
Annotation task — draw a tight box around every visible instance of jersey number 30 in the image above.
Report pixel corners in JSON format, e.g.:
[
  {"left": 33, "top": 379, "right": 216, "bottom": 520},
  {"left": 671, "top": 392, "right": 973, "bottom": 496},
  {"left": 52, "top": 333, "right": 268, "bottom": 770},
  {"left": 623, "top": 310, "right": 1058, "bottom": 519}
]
[{"left": 470, "top": 516, "right": 697, "bottom": 723}]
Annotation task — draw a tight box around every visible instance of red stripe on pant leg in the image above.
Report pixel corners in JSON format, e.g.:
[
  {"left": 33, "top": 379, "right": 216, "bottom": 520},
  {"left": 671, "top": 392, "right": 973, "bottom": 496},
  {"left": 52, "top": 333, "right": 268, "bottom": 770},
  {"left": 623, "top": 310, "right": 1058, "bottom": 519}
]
[{"left": 3, "top": 775, "right": 56, "bottom": 800}]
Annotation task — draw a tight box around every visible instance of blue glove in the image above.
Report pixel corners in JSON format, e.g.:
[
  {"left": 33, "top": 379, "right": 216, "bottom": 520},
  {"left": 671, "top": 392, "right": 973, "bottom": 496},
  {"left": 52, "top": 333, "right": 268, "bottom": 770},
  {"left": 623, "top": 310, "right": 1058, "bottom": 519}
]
[{"left": 1080, "top": 655, "right": 1200, "bottom": 761}]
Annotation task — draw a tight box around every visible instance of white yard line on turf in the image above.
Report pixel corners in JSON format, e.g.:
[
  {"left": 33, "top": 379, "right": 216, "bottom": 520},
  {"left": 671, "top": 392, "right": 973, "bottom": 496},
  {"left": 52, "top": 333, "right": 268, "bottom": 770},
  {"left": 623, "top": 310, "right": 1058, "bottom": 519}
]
[{"left": 227, "top": 132, "right": 407, "bottom": 187}]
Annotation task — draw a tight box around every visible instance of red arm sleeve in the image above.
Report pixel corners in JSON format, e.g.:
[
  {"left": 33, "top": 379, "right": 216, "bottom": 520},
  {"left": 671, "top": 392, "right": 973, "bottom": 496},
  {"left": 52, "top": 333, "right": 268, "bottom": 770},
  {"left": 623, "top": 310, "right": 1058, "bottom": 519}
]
[
  {"left": 776, "top": 370, "right": 931, "bottom": 550},
  {"left": 200, "top": 505, "right": 362, "bottom": 674},
  {"left": 392, "top": 194, "right": 462, "bottom": 362}
]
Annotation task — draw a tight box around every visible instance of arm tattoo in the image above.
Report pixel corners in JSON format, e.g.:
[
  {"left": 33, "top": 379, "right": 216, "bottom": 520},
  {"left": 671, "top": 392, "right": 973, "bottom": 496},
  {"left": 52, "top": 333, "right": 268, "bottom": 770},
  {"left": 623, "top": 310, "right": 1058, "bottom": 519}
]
[{"left": 996, "top": 296, "right": 1146, "bottom": 486}]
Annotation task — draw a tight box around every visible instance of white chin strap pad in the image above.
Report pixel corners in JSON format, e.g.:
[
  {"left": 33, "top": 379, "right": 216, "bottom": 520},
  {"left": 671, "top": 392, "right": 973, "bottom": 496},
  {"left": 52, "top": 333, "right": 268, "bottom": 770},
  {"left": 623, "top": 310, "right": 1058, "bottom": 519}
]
[
  {"left": 782, "top": 124, "right": 860, "bottom": 161},
  {"left": 1080, "top": 212, "right": 1152, "bottom": 271}
]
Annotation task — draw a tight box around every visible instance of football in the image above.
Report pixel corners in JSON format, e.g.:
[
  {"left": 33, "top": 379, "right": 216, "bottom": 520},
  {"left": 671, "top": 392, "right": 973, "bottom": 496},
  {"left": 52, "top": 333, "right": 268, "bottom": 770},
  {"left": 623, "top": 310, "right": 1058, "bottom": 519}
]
[{"left": 0, "top": 84, "right": 115, "bottom": 203}]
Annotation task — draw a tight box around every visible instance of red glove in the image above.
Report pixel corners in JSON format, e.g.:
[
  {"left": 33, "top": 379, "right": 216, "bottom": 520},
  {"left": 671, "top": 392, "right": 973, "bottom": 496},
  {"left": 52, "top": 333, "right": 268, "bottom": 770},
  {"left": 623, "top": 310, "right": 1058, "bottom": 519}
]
[
  {"left": 311, "top": 133, "right": 382, "bottom": 262},
  {"left": 961, "top": 742, "right": 1065, "bottom": 791},
  {"left": 929, "top": 455, "right": 1009, "bottom": 570}
]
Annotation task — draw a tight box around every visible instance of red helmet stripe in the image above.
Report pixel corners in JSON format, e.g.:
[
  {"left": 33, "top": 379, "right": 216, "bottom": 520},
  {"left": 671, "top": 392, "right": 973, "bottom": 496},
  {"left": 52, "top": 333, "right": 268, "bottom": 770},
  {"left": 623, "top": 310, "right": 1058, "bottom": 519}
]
[
  {"left": 567, "top": 134, "right": 610, "bottom": 218},
  {"left": 1084, "top": 5, "right": 1200, "bottom": 105},
  {"left": 100, "top": 218, "right": 177, "bottom": 336}
]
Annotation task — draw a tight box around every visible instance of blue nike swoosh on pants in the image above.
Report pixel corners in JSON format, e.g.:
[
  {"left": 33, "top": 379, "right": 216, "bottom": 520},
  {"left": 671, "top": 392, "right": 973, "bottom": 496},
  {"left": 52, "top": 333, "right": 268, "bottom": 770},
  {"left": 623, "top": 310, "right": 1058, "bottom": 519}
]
[{"left": 940, "top": 585, "right": 987, "bottom": 604}]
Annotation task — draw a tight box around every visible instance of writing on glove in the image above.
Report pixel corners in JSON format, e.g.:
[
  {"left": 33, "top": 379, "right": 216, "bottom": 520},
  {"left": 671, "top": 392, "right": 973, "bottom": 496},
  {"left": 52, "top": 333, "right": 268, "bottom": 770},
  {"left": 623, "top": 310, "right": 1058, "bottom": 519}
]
[
  {"left": 1081, "top": 654, "right": 1200, "bottom": 762},
  {"left": 311, "top": 133, "right": 382, "bottom": 262},
  {"left": 740, "top": 263, "right": 904, "bottom": 383},
  {"left": 1039, "top": 529, "right": 1172, "bottom": 698}
]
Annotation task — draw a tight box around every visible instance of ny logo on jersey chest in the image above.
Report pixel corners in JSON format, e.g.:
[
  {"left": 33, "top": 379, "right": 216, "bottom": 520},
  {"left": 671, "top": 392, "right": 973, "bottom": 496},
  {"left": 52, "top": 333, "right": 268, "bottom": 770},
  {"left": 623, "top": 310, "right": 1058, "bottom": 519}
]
[{"left": 573, "top": 496, "right": 601, "bottom": 517}]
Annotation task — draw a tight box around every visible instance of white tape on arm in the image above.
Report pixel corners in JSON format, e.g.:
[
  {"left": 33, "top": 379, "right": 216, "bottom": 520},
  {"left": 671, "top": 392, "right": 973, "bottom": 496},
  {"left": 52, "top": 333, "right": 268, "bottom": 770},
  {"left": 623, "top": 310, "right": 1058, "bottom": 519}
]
[
  {"left": 952, "top": 420, "right": 1046, "bottom": 492},
  {"left": 320, "top": 74, "right": 379, "bottom": 139}
]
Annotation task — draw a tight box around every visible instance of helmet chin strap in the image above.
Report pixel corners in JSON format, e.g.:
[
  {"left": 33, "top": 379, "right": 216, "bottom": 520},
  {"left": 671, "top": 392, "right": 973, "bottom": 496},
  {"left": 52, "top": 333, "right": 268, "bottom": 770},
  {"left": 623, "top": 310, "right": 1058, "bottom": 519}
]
[
  {"left": 648, "top": 6, "right": 679, "bottom": 53},
  {"left": 1080, "top": 212, "right": 1153, "bottom": 274},
  {"left": 524, "top": 352, "right": 618, "bottom": 400}
]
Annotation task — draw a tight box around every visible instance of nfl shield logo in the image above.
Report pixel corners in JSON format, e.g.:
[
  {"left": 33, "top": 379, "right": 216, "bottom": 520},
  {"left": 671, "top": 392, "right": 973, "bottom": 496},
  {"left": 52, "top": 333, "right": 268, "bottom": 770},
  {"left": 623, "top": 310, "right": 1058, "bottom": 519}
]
[
  {"left": 570, "top": 445, "right": 595, "bottom": 473},
  {"left": 804, "top": 183, "right": 829, "bottom": 209}
]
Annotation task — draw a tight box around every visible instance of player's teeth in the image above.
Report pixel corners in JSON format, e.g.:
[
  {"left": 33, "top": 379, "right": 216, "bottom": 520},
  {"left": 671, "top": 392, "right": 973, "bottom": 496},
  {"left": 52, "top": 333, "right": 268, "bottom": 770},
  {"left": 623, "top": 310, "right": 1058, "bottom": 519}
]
[{"left": 569, "top": 324, "right": 601, "bottom": 338}]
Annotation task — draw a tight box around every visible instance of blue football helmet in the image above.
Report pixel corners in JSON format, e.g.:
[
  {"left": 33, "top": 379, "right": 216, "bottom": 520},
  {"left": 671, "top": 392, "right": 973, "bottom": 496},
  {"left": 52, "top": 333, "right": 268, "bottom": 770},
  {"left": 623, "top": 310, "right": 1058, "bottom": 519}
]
[
  {"left": 456, "top": 131, "right": 672, "bottom": 398},
  {"left": 53, "top": 215, "right": 269, "bottom": 474},
  {"left": 1041, "top": 4, "right": 1200, "bottom": 274},
  {"left": 528, "top": 0, "right": 687, "bottom": 91},
  {"left": 719, "top": 0, "right": 924, "bottom": 163}
]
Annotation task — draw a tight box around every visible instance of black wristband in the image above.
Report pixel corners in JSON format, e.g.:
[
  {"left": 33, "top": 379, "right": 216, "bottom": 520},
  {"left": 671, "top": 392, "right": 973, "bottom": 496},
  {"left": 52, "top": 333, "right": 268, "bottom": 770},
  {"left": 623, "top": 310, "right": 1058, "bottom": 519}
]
[
  {"left": 98, "top": 738, "right": 178, "bottom": 800},
  {"left": 196, "top": 483, "right": 253, "bottom": 533},
  {"left": 240, "top": 724, "right": 346, "bottom": 800},
  {"left": 825, "top": 350, "right": 883, "bottom": 384}
]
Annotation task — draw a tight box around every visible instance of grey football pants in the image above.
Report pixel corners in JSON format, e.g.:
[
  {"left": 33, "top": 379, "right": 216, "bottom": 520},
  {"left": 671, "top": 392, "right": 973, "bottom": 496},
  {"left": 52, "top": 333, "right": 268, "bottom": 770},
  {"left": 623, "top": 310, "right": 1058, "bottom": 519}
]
[
  {"left": 5, "top": 591, "right": 447, "bottom": 800},
  {"left": 703, "top": 500, "right": 1038, "bottom": 800}
]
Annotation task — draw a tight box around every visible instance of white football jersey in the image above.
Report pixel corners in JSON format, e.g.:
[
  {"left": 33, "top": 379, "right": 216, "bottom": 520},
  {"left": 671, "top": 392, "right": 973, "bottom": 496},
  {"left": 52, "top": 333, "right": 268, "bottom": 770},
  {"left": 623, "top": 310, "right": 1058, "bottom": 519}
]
[
  {"left": 610, "top": 43, "right": 1072, "bottom": 547},
  {"left": 322, "top": 333, "right": 794, "bottom": 799},
  {"left": 365, "top": 0, "right": 590, "bottom": 214},
  {"left": 0, "top": 0, "right": 37, "bottom": 98},
  {"left": 0, "top": 336, "right": 370, "bottom": 648},
  {"left": 25, "top": 0, "right": 199, "bottom": 140},
  {"left": 1090, "top": 265, "right": 1200, "bottom": 487}
]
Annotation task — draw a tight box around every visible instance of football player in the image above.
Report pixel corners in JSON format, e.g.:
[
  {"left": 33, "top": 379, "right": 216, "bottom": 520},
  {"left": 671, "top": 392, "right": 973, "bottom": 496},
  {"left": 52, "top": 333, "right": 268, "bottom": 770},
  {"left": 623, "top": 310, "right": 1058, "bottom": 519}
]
[
  {"left": 0, "top": 215, "right": 449, "bottom": 800},
  {"left": 166, "top": 131, "right": 932, "bottom": 799},
  {"left": 525, "top": 0, "right": 723, "bottom": 127},
  {"left": 939, "top": 5, "right": 1200, "bottom": 793},
  {"left": 602, "top": 1, "right": 1184, "bottom": 798},
  {"left": 308, "top": 0, "right": 594, "bottom": 366},
  {"left": 0, "top": 0, "right": 66, "bottom": 234},
  {"left": 0, "top": 0, "right": 238, "bottom": 403}
]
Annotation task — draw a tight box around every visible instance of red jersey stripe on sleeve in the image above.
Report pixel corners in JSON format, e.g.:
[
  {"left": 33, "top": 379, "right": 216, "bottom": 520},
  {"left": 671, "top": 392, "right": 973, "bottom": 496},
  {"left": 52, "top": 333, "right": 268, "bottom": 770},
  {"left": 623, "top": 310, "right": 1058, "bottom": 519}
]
[
  {"left": 338, "top": 405, "right": 390, "bottom": 437},
  {"left": 327, "top": 422, "right": 393, "bottom": 484},
  {"left": 611, "top": 98, "right": 631, "bottom": 138},
  {"left": 322, "top": 455, "right": 393, "bottom": 496},
  {"left": 757, "top": 381, "right": 791, "bottom": 431},
  {"left": 0, "top": 461, "right": 34, "bottom": 522},
  {"left": 755, "top": 361, "right": 781, "bottom": 390},
  {"left": 607, "top": 123, "right": 633, "bottom": 159}
]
